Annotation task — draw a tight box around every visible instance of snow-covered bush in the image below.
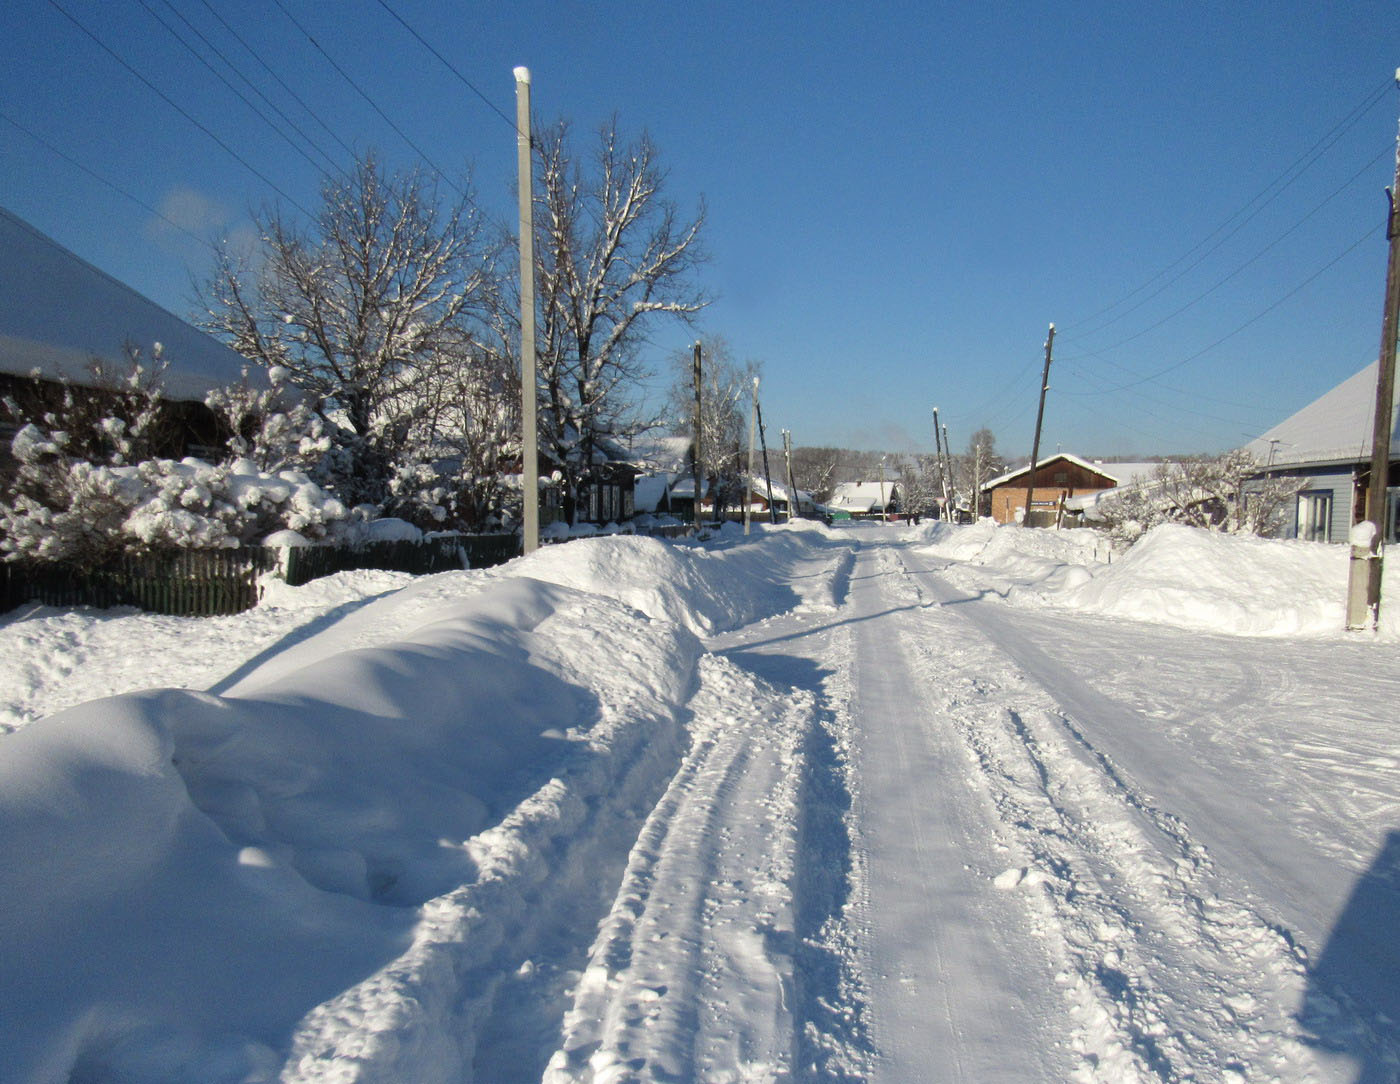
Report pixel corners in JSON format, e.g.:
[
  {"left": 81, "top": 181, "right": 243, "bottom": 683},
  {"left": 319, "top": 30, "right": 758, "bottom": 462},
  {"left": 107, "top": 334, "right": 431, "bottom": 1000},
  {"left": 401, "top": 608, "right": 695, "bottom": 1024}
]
[
  {"left": 1093, "top": 451, "right": 1303, "bottom": 547},
  {"left": 0, "top": 424, "right": 354, "bottom": 566},
  {"left": 204, "top": 368, "right": 331, "bottom": 475}
]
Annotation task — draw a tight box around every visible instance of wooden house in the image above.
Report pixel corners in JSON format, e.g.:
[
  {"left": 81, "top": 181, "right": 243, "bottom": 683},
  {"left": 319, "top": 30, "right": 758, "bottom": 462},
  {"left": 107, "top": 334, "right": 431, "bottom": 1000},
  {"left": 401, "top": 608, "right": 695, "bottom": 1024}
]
[{"left": 982, "top": 453, "right": 1121, "bottom": 525}]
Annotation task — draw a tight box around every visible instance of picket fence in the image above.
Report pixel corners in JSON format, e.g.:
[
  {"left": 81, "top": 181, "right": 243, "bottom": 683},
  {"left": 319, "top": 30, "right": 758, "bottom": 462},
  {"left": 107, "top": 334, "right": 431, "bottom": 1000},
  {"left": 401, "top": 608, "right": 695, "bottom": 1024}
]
[{"left": 1, "top": 534, "right": 520, "bottom": 618}]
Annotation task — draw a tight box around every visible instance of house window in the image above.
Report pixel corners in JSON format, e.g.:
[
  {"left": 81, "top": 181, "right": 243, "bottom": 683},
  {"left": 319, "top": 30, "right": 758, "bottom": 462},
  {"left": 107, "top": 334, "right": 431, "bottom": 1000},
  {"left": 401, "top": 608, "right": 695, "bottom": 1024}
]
[
  {"left": 1053, "top": 471, "right": 1068, "bottom": 485},
  {"left": 1296, "top": 490, "right": 1332, "bottom": 542},
  {"left": 1388, "top": 487, "right": 1400, "bottom": 544}
]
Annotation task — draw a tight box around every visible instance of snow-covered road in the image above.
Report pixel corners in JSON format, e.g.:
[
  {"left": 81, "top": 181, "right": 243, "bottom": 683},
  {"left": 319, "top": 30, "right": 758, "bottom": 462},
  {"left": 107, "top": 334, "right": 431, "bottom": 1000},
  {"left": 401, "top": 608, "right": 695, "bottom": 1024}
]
[
  {"left": 562, "top": 529, "right": 1398, "bottom": 1082},
  {"left": 2, "top": 522, "right": 1396, "bottom": 1083}
]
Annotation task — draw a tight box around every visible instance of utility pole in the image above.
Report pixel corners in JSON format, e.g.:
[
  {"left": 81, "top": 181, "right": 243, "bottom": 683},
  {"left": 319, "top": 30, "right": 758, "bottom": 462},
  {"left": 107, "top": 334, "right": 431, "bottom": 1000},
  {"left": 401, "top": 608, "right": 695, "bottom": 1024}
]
[
  {"left": 942, "top": 422, "right": 955, "bottom": 521},
  {"left": 745, "top": 377, "right": 758, "bottom": 535},
  {"left": 879, "top": 456, "right": 888, "bottom": 524},
  {"left": 756, "top": 397, "right": 778, "bottom": 524},
  {"left": 973, "top": 441, "right": 983, "bottom": 521},
  {"left": 514, "top": 67, "right": 539, "bottom": 555},
  {"left": 933, "top": 407, "right": 951, "bottom": 519},
  {"left": 1022, "top": 323, "right": 1056, "bottom": 527},
  {"left": 692, "top": 341, "right": 703, "bottom": 530},
  {"left": 782, "top": 428, "right": 798, "bottom": 520},
  {"left": 1346, "top": 76, "right": 1400, "bottom": 630}
]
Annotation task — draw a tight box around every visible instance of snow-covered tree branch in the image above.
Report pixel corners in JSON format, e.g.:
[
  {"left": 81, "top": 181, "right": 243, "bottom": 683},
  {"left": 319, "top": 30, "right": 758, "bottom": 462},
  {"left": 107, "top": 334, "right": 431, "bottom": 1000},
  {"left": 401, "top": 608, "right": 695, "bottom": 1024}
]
[{"left": 533, "top": 119, "right": 708, "bottom": 522}]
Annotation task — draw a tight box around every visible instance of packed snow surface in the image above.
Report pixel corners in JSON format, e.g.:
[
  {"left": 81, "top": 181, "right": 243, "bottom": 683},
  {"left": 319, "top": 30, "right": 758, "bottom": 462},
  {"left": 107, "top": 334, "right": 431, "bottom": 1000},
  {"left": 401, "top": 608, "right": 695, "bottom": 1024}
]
[{"left": 1, "top": 521, "right": 1396, "bottom": 1083}]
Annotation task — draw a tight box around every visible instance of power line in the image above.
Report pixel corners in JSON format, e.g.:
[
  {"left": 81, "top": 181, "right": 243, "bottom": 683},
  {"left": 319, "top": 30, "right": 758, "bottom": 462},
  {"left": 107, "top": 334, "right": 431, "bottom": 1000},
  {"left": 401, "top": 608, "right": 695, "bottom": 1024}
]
[
  {"left": 1061, "top": 75, "right": 1393, "bottom": 338},
  {"left": 136, "top": 0, "right": 338, "bottom": 177},
  {"left": 266, "top": 0, "right": 467, "bottom": 195},
  {"left": 1059, "top": 143, "right": 1393, "bottom": 363},
  {"left": 0, "top": 110, "right": 213, "bottom": 249},
  {"left": 194, "top": 0, "right": 358, "bottom": 163},
  {"left": 44, "top": 0, "right": 314, "bottom": 218},
  {"left": 1086, "top": 223, "right": 1382, "bottom": 394},
  {"left": 369, "top": 0, "right": 518, "bottom": 134}
]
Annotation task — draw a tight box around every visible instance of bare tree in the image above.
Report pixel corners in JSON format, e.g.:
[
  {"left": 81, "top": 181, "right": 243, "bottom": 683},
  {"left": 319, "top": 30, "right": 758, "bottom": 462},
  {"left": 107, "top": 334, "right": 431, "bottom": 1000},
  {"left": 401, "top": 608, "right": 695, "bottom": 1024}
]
[
  {"left": 534, "top": 118, "right": 708, "bottom": 522},
  {"left": 200, "top": 151, "right": 504, "bottom": 513},
  {"left": 951, "top": 427, "right": 1005, "bottom": 518},
  {"left": 665, "top": 335, "right": 757, "bottom": 519},
  {"left": 788, "top": 446, "right": 845, "bottom": 503}
]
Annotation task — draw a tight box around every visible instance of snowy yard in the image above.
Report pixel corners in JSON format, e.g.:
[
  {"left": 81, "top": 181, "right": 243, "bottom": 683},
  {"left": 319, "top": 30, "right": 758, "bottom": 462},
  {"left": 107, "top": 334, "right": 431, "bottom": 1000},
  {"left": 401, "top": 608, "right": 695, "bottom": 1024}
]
[{"left": 1, "top": 521, "right": 1397, "bottom": 1083}]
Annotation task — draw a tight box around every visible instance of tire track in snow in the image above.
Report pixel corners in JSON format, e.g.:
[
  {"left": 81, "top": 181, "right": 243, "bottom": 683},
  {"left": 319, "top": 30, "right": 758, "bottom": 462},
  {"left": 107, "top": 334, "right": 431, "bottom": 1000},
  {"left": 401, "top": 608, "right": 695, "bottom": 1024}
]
[
  {"left": 543, "top": 654, "right": 810, "bottom": 1083},
  {"left": 889, "top": 546, "right": 1331, "bottom": 1083}
]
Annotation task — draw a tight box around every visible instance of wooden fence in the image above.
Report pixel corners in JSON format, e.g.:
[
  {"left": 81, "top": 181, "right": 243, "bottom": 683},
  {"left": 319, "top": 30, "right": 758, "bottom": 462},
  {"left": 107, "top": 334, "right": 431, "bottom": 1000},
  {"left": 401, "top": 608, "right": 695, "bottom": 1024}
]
[
  {"left": 1, "top": 533, "right": 521, "bottom": 618},
  {"left": 1, "top": 548, "right": 278, "bottom": 616}
]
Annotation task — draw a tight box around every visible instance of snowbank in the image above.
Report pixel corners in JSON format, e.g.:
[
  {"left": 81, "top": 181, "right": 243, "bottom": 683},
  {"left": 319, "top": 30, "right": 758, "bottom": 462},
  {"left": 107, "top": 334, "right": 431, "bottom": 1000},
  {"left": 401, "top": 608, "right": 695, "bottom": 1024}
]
[
  {"left": 917, "top": 520, "right": 1398, "bottom": 639},
  {"left": 0, "top": 523, "right": 854, "bottom": 1082},
  {"left": 1058, "top": 523, "right": 1353, "bottom": 636}
]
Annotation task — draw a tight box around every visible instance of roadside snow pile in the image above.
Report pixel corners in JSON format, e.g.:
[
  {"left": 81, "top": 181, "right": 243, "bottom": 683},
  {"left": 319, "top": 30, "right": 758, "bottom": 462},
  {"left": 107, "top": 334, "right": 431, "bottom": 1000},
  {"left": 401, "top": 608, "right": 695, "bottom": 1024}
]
[
  {"left": 520, "top": 524, "right": 852, "bottom": 634},
  {"left": 1057, "top": 523, "right": 1352, "bottom": 636},
  {"left": 914, "top": 521, "right": 1107, "bottom": 599},
  {"left": 0, "top": 526, "right": 850, "bottom": 1083},
  {"left": 0, "top": 569, "right": 414, "bottom": 734},
  {"left": 921, "top": 521, "right": 1395, "bottom": 639}
]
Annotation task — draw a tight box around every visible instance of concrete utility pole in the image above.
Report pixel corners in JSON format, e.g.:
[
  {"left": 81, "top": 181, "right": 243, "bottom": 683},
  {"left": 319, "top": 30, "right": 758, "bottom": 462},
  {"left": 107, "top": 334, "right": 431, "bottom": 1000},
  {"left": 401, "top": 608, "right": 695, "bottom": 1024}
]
[
  {"left": 782, "top": 428, "right": 798, "bottom": 520},
  {"left": 942, "top": 422, "right": 955, "bottom": 520},
  {"left": 1346, "top": 75, "right": 1400, "bottom": 630},
  {"left": 756, "top": 397, "right": 778, "bottom": 524},
  {"left": 1022, "top": 323, "right": 1055, "bottom": 526},
  {"left": 879, "top": 456, "right": 888, "bottom": 524},
  {"left": 514, "top": 67, "right": 539, "bottom": 554},
  {"left": 692, "top": 341, "right": 703, "bottom": 529},
  {"left": 745, "top": 377, "right": 758, "bottom": 535}
]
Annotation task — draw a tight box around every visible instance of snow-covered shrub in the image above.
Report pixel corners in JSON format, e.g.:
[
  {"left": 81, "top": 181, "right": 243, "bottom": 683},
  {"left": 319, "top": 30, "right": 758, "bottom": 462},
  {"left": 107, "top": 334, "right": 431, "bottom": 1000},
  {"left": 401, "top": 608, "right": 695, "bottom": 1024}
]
[
  {"left": 204, "top": 368, "right": 331, "bottom": 475},
  {"left": 0, "top": 430, "right": 355, "bottom": 566},
  {"left": 1093, "top": 452, "right": 1303, "bottom": 547}
]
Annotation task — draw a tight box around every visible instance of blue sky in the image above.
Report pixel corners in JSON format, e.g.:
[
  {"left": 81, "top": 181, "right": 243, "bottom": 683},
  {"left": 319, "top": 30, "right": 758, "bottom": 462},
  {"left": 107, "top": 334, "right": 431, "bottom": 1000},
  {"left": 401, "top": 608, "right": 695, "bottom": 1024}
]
[{"left": 2, "top": 0, "right": 1396, "bottom": 459}]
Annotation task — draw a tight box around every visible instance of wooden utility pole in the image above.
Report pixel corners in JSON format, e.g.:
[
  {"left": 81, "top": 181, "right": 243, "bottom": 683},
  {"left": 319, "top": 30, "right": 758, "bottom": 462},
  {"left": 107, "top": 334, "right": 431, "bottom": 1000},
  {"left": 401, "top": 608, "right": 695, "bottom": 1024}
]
[
  {"left": 692, "top": 341, "right": 703, "bottom": 529},
  {"left": 756, "top": 398, "right": 778, "bottom": 524},
  {"left": 1346, "top": 83, "right": 1400, "bottom": 630},
  {"left": 782, "top": 428, "right": 798, "bottom": 520},
  {"left": 514, "top": 67, "right": 539, "bottom": 554},
  {"left": 745, "top": 377, "right": 758, "bottom": 535},
  {"left": 973, "top": 442, "right": 983, "bottom": 521},
  {"left": 933, "top": 407, "right": 951, "bottom": 519},
  {"left": 1022, "top": 324, "right": 1056, "bottom": 527}
]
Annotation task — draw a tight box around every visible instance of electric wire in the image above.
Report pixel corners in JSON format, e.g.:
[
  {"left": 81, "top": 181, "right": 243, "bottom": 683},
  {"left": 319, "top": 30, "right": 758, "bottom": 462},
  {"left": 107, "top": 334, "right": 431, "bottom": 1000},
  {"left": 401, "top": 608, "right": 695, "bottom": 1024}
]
[
  {"left": 0, "top": 110, "right": 214, "bottom": 250},
  {"left": 194, "top": 0, "right": 358, "bottom": 162},
  {"left": 1060, "top": 74, "right": 1393, "bottom": 338},
  {"left": 135, "top": 0, "right": 338, "bottom": 178},
  {"left": 44, "top": 0, "right": 315, "bottom": 218},
  {"left": 369, "top": 0, "right": 519, "bottom": 134},
  {"left": 1058, "top": 142, "right": 1392, "bottom": 364},
  {"left": 266, "top": 0, "right": 467, "bottom": 196},
  {"left": 1087, "top": 223, "right": 1382, "bottom": 395}
]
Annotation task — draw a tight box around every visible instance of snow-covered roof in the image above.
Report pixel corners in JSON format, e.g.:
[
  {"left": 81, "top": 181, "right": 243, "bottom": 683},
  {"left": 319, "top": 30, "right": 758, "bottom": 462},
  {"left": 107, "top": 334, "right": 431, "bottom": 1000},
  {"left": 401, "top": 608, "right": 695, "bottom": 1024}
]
[
  {"left": 0, "top": 205, "right": 262, "bottom": 403},
  {"left": 1242, "top": 360, "right": 1399, "bottom": 469},
  {"left": 981, "top": 453, "right": 1119, "bottom": 491},
  {"left": 625, "top": 434, "right": 692, "bottom": 473},
  {"left": 829, "top": 480, "right": 898, "bottom": 512}
]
